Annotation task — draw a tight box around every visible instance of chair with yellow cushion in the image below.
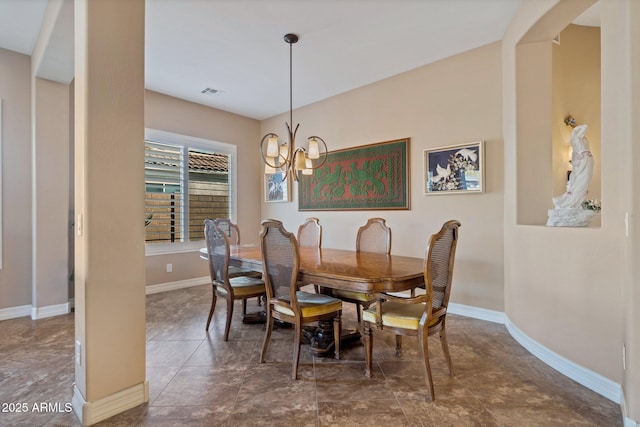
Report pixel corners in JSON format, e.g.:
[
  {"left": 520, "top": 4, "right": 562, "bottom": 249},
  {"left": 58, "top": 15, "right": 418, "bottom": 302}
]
[
  {"left": 362, "top": 220, "right": 461, "bottom": 401},
  {"left": 204, "top": 220, "right": 266, "bottom": 340},
  {"left": 259, "top": 219, "right": 342, "bottom": 379},
  {"left": 332, "top": 217, "right": 391, "bottom": 322}
]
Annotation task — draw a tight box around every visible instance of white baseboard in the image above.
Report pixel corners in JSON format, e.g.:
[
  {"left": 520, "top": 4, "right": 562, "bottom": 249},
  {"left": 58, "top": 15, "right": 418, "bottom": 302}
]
[
  {"left": 448, "top": 302, "right": 505, "bottom": 324},
  {"left": 1, "top": 277, "right": 208, "bottom": 321},
  {"left": 622, "top": 394, "right": 639, "bottom": 427},
  {"left": 0, "top": 304, "right": 31, "bottom": 321},
  {"left": 72, "top": 380, "right": 149, "bottom": 426},
  {"left": 31, "top": 302, "right": 70, "bottom": 319},
  {"left": 1, "top": 302, "right": 71, "bottom": 321},
  {"left": 449, "top": 302, "right": 624, "bottom": 407},
  {"left": 145, "top": 276, "right": 209, "bottom": 295},
  {"left": 504, "top": 316, "right": 622, "bottom": 404}
]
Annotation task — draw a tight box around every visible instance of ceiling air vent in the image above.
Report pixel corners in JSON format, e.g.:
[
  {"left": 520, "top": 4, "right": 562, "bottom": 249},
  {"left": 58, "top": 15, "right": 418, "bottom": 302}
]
[{"left": 201, "top": 87, "right": 223, "bottom": 96}]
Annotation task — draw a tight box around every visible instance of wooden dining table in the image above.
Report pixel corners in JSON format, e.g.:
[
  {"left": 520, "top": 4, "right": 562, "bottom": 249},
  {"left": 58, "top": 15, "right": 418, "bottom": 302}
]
[
  {"left": 200, "top": 244, "right": 426, "bottom": 292},
  {"left": 200, "top": 244, "right": 426, "bottom": 354},
  {"left": 225, "top": 245, "right": 424, "bottom": 294}
]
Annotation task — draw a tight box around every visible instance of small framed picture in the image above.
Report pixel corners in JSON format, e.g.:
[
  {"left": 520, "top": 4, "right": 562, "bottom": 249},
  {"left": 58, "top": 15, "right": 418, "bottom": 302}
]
[
  {"left": 265, "top": 172, "right": 290, "bottom": 203},
  {"left": 424, "top": 141, "right": 484, "bottom": 195}
]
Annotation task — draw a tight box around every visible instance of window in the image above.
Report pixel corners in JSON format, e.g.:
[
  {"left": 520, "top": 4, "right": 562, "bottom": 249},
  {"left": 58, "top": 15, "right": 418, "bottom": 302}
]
[{"left": 144, "top": 129, "right": 237, "bottom": 254}]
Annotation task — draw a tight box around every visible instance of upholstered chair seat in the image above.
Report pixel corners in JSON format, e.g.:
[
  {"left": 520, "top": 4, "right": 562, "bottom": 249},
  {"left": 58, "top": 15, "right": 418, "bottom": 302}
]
[
  {"left": 363, "top": 301, "right": 443, "bottom": 330},
  {"left": 215, "top": 275, "right": 266, "bottom": 298},
  {"left": 272, "top": 291, "right": 343, "bottom": 317}
]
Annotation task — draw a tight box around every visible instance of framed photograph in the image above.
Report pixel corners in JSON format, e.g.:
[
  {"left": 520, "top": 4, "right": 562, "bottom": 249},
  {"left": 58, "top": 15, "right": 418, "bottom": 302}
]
[
  {"left": 298, "top": 138, "right": 409, "bottom": 211},
  {"left": 265, "top": 171, "right": 290, "bottom": 203},
  {"left": 424, "top": 141, "right": 484, "bottom": 195}
]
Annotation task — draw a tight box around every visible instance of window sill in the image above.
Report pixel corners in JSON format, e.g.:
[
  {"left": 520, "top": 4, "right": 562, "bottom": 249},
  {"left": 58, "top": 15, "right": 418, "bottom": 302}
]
[{"left": 145, "top": 242, "right": 205, "bottom": 256}]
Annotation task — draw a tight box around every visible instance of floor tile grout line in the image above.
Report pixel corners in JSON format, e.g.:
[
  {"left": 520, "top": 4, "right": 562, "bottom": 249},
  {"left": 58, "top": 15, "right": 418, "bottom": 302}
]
[{"left": 147, "top": 335, "right": 206, "bottom": 407}]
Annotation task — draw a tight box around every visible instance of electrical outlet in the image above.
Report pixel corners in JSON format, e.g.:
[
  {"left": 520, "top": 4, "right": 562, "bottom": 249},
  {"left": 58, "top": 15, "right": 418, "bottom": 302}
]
[
  {"left": 75, "top": 340, "right": 82, "bottom": 366},
  {"left": 166, "top": 263, "right": 173, "bottom": 273}
]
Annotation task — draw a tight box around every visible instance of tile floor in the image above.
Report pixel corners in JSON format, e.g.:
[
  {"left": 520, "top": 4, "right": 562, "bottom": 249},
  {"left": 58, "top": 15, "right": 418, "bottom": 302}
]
[{"left": 0, "top": 284, "right": 622, "bottom": 426}]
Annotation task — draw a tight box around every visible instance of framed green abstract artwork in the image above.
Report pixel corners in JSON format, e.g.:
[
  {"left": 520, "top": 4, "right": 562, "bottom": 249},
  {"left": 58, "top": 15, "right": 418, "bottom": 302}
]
[{"left": 298, "top": 138, "right": 410, "bottom": 211}]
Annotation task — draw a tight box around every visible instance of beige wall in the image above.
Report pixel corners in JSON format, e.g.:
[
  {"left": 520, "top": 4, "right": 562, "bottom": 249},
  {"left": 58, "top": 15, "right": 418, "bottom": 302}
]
[
  {"left": 0, "top": 65, "right": 263, "bottom": 301},
  {"left": 0, "top": 48, "right": 32, "bottom": 310},
  {"left": 144, "top": 90, "right": 262, "bottom": 285},
  {"left": 626, "top": 0, "right": 640, "bottom": 418},
  {"left": 515, "top": 41, "right": 553, "bottom": 225},
  {"left": 503, "top": 0, "right": 627, "bottom": 394},
  {"left": 33, "top": 78, "right": 70, "bottom": 308},
  {"left": 260, "top": 42, "right": 505, "bottom": 312}
]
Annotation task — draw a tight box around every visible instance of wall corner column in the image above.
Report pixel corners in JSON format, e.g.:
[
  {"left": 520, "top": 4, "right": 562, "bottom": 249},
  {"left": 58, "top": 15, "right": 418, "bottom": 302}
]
[{"left": 72, "top": 0, "right": 146, "bottom": 425}]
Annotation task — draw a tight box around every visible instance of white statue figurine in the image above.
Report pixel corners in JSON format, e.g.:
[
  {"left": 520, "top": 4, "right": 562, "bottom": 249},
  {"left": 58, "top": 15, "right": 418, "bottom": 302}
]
[{"left": 552, "top": 124, "right": 593, "bottom": 209}]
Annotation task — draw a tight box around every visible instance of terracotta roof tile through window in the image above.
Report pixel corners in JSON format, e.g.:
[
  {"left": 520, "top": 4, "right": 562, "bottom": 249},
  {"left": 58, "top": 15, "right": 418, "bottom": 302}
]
[{"left": 189, "top": 151, "right": 228, "bottom": 173}]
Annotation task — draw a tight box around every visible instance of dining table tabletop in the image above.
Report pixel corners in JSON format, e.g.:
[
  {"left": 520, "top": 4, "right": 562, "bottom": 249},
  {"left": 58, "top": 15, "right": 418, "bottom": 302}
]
[{"left": 200, "top": 244, "right": 426, "bottom": 294}]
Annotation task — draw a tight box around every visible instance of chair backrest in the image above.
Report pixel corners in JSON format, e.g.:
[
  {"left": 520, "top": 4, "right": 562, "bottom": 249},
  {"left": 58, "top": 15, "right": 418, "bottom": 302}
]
[
  {"left": 425, "top": 220, "right": 461, "bottom": 310},
  {"left": 356, "top": 217, "right": 391, "bottom": 254},
  {"left": 204, "top": 219, "right": 231, "bottom": 289},
  {"left": 260, "top": 219, "right": 300, "bottom": 311},
  {"left": 212, "top": 218, "right": 240, "bottom": 245},
  {"left": 297, "top": 217, "right": 322, "bottom": 248}
]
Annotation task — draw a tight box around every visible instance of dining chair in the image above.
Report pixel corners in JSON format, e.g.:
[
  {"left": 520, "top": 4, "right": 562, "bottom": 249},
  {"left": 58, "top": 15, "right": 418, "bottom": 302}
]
[
  {"left": 212, "top": 217, "right": 240, "bottom": 244},
  {"left": 362, "top": 220, "right": 461, "bottom": 401},
  {"left": 259, "top": 219, "right": 342, "bottom": 379},
  {"left": 204, "top": 220, "right": 266, "bottom": 340},
  {"left": 207, "top": 218, "right": 262, "bottom": 281},
  {"left": 297, "top": 217, "right": 322, "bottom": 248},
  {"left": 332, "top": 217, "right": 391, "bottom": 322},
  {"left": 297, "top": 217, "right": 322, "bottom": 293}
]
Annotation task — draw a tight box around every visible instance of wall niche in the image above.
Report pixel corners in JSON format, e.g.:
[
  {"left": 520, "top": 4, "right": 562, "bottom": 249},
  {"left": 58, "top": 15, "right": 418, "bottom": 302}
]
[{"left": 515, "top": 5, "right": 601, "bottom": 227}]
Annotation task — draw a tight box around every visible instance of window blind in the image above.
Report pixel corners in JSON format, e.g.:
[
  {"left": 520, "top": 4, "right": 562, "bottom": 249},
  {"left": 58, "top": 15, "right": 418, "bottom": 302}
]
[
  {"left": 145, "top": 141, "right": 184, "bottom": 243},
  {"left": 145, "top": 140, "right": 233, "bottom": 244}
]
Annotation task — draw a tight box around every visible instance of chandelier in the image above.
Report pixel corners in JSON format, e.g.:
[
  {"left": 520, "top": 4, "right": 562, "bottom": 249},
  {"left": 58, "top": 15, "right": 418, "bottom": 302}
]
[{"left": 259, "top": 33, "right": 327, "bottom": 181}]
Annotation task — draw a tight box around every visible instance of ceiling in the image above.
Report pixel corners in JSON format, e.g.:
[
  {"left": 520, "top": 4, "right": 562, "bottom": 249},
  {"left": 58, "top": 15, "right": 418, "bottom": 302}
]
[{"left": 0, "top": 0, "right": 601, "bottom": 121}]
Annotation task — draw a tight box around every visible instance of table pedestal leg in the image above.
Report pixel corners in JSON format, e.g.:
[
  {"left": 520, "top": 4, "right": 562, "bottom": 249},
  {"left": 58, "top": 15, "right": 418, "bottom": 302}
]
[{"left": 302, "top": 320, "right": 361, "bottom": 357}]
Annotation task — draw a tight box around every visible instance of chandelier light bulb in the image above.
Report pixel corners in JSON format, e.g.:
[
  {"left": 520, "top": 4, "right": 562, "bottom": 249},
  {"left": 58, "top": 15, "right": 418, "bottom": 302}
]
[
  {"left": 302, "top": 158, "right": 313, "bottom": 175},
  {"left": 266, "top": 136, "right": 279, "bottom": 158},
  {"left": 308, "top": 138, "right": 320, "bottom": 159},
  {"left": 294, "top": 150, "right": 307, "bottom": 171},
  {"left": 279, "top": 143, "right": 289, "bottom": 160}
]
